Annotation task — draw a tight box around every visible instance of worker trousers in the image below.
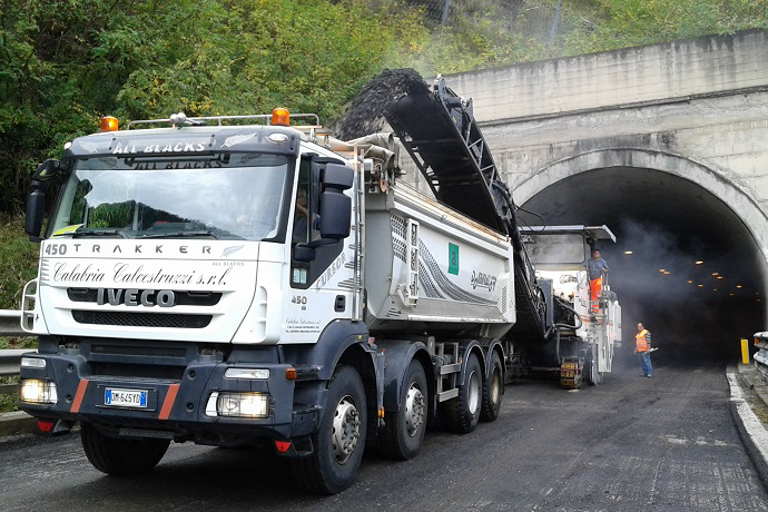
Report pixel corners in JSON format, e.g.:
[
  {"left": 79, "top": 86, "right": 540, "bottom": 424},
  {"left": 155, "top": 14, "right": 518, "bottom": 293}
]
[
  {"left": 638, "top": 352, "right": 653, "bottom": 377},
  {"left": 589, "top": 277, "right": 602, "bottom": 313}
]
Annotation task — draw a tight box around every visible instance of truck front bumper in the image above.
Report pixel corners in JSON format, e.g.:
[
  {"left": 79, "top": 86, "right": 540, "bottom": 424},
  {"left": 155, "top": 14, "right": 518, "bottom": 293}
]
[{"left": 18, "top": 338, "right": 323, "bottom": 449}]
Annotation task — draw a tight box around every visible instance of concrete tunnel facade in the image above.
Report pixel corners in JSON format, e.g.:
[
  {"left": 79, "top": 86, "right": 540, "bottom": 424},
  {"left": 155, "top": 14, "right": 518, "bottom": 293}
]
[
  {"left": 515, "top": 148, "right": 768, "bottom": 363},
  {"left": 426, "top": 30, "right": 768, "bottom": 364}
]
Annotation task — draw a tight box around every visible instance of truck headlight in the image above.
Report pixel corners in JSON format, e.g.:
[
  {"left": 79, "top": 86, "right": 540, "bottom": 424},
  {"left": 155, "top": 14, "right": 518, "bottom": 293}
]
[
  {"left": 205, "top": 392, "right": 269, "bottom": 418},
  {"left": 19, "top": 379, "right": 58, "bottom": 404}
]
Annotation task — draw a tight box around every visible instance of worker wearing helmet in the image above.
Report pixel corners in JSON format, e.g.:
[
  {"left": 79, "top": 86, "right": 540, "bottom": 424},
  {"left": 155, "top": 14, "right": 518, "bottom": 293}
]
[
  {"left": 587, "top": 249, "right": 608, "bottom": 314},
  {"left": 635, "top": 323, "right": 653, "bottom": 377}
]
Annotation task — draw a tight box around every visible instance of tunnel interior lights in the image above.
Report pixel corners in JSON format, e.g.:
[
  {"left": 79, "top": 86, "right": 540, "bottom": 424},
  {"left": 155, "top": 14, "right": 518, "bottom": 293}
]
[
  {"left": 698, "top": 284, "right": 704, "bottom": 288},
  {"left": 737, "top": 285, "right": 743, "bottom": 289},
  {"left": 659, "top": 269, "right": 665, "bottom": 272},
  {"left": 624, "top": 250, "right": 633, "bottom": 255},
  {"left": 687, "top": 280, "right": 693, "bottom": 284},
  {"left": 712, "top": 272, "right": 719, "bottom": 276},
  {"left": 695, "top": 261, "right": 704, "bottom": 265},
  {"left": 717, "top": 276, "right": 723, "bottom": 280}
]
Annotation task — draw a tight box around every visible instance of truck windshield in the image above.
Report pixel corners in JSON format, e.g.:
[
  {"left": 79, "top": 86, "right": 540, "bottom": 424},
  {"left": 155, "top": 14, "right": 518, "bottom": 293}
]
[{"left": 49, "top": 153, "right": 290, "bottom": 241}]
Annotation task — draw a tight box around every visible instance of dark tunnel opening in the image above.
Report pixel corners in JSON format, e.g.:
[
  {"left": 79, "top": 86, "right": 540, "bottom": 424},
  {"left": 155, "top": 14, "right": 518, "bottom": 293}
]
[{"left": 517, "top": 166, "right": 767, "bottom": 368}]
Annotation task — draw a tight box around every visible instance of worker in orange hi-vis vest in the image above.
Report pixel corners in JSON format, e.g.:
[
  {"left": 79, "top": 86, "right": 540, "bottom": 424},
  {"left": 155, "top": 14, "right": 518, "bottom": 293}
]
[
  {"left": 635, "top": 323, "right": 653, "bottom": 378},
  {"left": 586, "top": 249, "right": 609, "bottom": 314}
]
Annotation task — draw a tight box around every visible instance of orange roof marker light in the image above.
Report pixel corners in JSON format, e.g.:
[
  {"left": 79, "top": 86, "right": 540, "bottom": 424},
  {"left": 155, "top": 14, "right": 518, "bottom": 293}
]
[
  {"left": 100, "top": 116, "right": 119, "bottom": 132},
  {"left": 271, "top": 108, "right": 290, "bottom": 127}
]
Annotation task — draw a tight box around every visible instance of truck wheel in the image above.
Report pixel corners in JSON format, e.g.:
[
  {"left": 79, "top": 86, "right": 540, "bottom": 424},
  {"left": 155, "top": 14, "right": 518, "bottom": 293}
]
[
  {"left": 378, "top": 360, "right": 427, "bottom": 460},
  {"left": 292, "top": 365, "right": 367, "bottom": 494},
  {"left": 444, "top": 353, "right": 482, "bottom": 434},
  {"left": 81, "top": 422, "right": 169, "bottom": 476},
  {"left": 480, "top": 351, "right": 503, "bottom": 422}
]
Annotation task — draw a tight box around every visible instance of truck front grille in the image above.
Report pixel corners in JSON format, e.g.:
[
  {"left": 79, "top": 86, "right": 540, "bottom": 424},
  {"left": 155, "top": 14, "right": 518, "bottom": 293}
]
[
  {"left": 88, "top": 362, "right": 186, "bottom": 380},
  {"left": 72, "top": 310, "right": 212, "bottom": 329}
]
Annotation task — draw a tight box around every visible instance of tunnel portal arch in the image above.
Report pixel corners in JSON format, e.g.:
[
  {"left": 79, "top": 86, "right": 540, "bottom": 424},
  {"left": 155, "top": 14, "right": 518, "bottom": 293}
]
[
  {"left": 515, "top": 148, "right": 768, "bottom": 360},
  {"left": 516, "top": 148, "right": 768, "bottom": 274}
]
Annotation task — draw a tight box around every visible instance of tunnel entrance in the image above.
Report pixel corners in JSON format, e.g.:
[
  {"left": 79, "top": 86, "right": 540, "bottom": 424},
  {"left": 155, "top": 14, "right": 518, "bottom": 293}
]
[{"left": 517, "top": 164, "right": 767, "bottom": 367}]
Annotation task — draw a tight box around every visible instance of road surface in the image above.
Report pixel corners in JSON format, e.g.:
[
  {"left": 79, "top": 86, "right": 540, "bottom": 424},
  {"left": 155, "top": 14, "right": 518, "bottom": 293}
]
[{"left": 1, "top": 359, "right": 766, "bottom": 511}]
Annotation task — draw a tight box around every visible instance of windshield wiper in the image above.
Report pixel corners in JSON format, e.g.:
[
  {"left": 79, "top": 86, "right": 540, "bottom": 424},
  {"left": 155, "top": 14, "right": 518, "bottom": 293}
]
[
  {"left": 71, "top": 228, "right": 130, "bottom": 238},
  {"left": 137, "top": 230, "right": 220, "bottom": 239}
]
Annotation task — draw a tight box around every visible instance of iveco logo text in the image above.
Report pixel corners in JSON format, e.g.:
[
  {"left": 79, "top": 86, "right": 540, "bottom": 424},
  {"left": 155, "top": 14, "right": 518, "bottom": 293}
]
[{"left": 96, "top": 288, "right": 176, "bottom": 307}]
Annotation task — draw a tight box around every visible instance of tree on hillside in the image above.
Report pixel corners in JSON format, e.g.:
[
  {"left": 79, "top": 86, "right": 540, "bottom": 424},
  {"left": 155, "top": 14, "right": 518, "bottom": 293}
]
[{"left": 1, "top": 0, "right": 767, "bottom": 214}]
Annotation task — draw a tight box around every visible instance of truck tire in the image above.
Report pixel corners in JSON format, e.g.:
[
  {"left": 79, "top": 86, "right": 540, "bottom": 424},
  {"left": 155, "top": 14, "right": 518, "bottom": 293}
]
[
  {"left": 81, "top": 422, "right": 169, "bottom": 476},
  {"left": 480, "top": 351, "right": 503, "bottom": 422},
  {"left": 378, "top": 360, "right": 427, "bottom": 460},
  {"left": 444, "top": 353, "right": 482, "bottom": 434},
  {"left": 292, "top": 365, "right": 367, "bottom": 494}
]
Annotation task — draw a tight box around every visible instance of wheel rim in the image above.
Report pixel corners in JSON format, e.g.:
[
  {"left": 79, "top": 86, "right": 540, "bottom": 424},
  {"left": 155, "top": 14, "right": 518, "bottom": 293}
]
[
  {"left": 404, "top": 383, "right": 425, "bottom": 437},
  {"left": 332, "top": 394, "right": 360, "bottom": 465},
  {"left": 467, "top": 370, "right": 480, "bottom": 414},
  {"left": 490, "top": 367, "right": 501, "bottom": 406}
]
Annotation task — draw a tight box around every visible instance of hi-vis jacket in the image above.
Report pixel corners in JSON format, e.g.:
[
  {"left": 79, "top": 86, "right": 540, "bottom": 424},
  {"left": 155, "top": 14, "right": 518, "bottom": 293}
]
[{"left": 635, "top": 329, "right": 651, "bottom": 353}]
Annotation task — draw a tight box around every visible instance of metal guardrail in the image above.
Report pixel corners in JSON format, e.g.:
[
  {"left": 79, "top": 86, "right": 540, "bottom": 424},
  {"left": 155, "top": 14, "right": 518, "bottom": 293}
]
[
  {"left": 0, "top": 349, "right": 35, "bottom": 394},
  {"left": 1, "top": 309, "right": 35, "bottom": 394},
  {"left": 755, "top": 331, "right": 768, "bottom": 382},
  {"left": 0, "top": 309, "right": 27, "bottom": 337}
]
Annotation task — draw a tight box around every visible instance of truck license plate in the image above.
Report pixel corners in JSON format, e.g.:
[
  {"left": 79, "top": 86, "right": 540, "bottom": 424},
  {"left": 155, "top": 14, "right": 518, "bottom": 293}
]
[{"left": 104, "top": 388, "right": 148, "bottom": 408}]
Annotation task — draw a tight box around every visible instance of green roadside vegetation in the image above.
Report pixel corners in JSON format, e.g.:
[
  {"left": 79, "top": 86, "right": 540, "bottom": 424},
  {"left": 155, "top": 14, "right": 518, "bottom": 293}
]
[
  {"left": 0, "top": 214, "right": 38, "bottom": 350},
  {"left": 1, "top": 0, "right": 767, "bottom": 216}
]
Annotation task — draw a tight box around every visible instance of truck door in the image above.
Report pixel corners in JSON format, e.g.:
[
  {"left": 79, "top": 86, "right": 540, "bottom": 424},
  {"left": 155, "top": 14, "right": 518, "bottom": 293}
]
[{"left": 283, "top": 157, "right": 356, "bottom": 342}]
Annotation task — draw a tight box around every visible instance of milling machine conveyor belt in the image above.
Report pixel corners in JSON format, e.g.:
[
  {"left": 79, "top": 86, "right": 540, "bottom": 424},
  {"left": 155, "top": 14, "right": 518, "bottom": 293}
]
[
  {"left": 384, "top": 76, "right": 548, "bottom": 344},
  {"left": 384, "top": 77, "right": 518, "bottom": 243}
]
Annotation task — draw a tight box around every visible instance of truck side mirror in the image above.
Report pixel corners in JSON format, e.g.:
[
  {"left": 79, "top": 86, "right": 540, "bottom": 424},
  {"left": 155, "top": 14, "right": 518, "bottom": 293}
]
[
  {"left": 25, "top": 159, "right": 63, "bottom": 241},
  {"left": 32, "top": 159, "right": 62, "bottom": 182},
  {"left": 319, "top": 192, "right": 351, "bottom": 240},
  {"left": 25, "top": 188, "right": 46, "bottom": 240},
  {"left": 319, "top": 164, "right": 354, "bottom": 240}
]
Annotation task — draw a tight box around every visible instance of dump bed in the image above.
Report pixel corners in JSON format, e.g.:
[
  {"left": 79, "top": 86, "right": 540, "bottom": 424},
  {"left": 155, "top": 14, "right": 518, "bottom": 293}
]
[{"left": 364, "top": 182, "right": 515, "bottom": 339}]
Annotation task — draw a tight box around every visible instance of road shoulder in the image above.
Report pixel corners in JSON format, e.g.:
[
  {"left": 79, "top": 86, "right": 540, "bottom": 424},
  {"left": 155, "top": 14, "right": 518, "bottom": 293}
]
[{"left": 729, "top": 362, "right": 768, "bottom": 490}]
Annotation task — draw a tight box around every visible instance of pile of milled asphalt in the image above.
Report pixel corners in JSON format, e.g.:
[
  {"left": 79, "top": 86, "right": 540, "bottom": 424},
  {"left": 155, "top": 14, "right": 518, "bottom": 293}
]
[{"left": 336, "top": 68, "right": 427, "bottom": 141}]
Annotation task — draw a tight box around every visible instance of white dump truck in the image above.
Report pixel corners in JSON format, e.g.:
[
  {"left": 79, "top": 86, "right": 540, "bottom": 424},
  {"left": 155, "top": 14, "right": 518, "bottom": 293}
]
[{"left": 18, "top": 75, "right": 619, "bottom": 494}]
